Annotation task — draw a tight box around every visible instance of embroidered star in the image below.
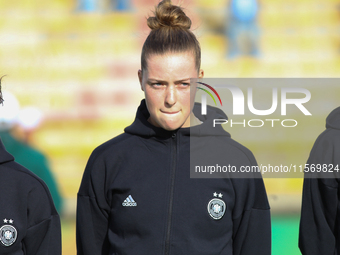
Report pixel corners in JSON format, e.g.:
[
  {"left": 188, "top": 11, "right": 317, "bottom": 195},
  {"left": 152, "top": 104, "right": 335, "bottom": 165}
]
[
  {"left": 218, "top": 193, "right": 223, "bottom": 198},
  {"left": 9, "top": 219, "right": 13, "bottom": 224},
  {"left": 213, "top": 192, "right": 218, "bottom": 197},
  {"left": 3, "top": 219, "right": 8, "bottom": 223}
]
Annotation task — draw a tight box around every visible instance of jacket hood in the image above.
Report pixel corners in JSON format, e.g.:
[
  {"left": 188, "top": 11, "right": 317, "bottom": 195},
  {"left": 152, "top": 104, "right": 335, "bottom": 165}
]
[
  {"left": 124, "top": 99, "right": 230, "bottom": 138},
  {"left": 326, "top": 106, "right": 340, "bottom": 130},
  {"left": 0, "top": 139, "right": 14, "bottom": 164}
]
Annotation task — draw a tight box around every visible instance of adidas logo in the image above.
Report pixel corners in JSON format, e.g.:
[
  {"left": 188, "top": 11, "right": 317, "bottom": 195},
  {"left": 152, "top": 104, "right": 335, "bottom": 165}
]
[{"left": 122, "top": 195, "right": 137, "bottom": 206}]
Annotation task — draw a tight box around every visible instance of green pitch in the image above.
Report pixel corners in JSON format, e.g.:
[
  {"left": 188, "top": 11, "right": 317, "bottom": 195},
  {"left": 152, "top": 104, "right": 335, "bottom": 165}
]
[{"left": 272, "top": 215, "right": 301, "bottom": 255}]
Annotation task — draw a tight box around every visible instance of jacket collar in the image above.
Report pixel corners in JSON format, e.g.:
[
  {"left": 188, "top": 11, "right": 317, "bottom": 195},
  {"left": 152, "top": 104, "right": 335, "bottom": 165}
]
[
  {"left": 326, "top": 106, "right": 340, "bottom": 130},
  {"left": 124, "top": 99, "right": 230, "bottom": 138},
  {"left": 0, "top": 139, "right": 14, "bottom": 164}
]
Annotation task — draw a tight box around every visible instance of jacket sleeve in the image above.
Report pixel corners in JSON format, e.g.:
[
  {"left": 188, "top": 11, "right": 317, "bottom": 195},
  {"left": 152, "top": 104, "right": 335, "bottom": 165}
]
[
  {"left": 23, "top": 179, "right": 61, "bottom": 255},
  {"left": 299, "top": 178, "right": 338, "bottom": 255},
  {"left": 76, "top": 150, "right": 112, "bottom": 255},
  {"left": 232, "top": 177, "right": 271, "bottom": 255},
  {"left": 299, "top": 132, "right": 338, "bottom": 255}
]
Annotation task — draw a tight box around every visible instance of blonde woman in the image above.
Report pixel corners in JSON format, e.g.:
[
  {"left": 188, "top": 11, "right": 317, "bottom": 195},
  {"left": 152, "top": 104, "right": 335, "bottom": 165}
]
[{"left": 76, "top": 1, "right": 271, "bottom": 254}]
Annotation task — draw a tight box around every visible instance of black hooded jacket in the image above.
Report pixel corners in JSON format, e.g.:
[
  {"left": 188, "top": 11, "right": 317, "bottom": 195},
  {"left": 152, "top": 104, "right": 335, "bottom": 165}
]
[
  {"left": 0, "top": 139, "right": 61, "bottom": 254},
  {"left": 299, "top": 106, "right": 340, "bottom": 255},
  {"left": 76, "top": 99, "right": 271, "bottom": 255}
]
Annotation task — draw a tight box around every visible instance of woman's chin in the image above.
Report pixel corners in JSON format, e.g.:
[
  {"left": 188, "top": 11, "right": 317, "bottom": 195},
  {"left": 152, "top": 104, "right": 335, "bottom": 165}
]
[{"left": 159, "top": 121, "right": 183, "bottom": 131}]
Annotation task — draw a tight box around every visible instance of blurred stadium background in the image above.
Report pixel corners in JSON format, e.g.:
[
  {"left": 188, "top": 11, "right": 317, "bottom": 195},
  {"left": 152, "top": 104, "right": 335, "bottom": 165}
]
[{"left": 1, "top": 0, "right": 340, "bottom": 254}]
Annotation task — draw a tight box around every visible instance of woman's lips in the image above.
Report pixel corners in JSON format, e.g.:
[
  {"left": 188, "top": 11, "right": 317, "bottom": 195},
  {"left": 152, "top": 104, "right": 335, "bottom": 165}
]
[{"left": 161, "top": 110, "right": 180, "bottom": 114}]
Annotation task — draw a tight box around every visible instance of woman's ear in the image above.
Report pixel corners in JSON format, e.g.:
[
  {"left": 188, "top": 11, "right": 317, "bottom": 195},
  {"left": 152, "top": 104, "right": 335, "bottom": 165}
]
[
  {"left": 199, "top": 69, "right": 204, "bottom": 79},
  {"left": 138, "top": 69, "right": 144, "bottom": 91}
]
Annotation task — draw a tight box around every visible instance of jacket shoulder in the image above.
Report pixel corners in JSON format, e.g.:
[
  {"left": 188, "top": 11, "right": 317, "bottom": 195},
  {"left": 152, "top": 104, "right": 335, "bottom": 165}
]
[
  {"left": 1, "top": 161, "right": 50, "bottom": 189},
  {"left": 309, "top": 128, "right": 340, "bottom": 157},
  {"left": 90, "top": 132, "right": 135, "bottom": 160},
  {"left": 0, "top": 161, "right": 58, "bottom": 214},
  {"left": 319, "top": 127, "right": 340, "bottom": 140},
  {"left": 79, "top": 133, "right": 135, "bottom": 190},
  {"left": 222, "top": 136, "right": 258, "bottom": 166}
]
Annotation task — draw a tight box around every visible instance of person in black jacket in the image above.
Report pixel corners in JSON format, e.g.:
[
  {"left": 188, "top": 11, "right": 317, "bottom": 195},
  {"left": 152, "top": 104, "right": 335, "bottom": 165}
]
[
  {"left": 76, "top": 1, "right": 271, "bottom": 254},
  {"left": 299, "top": 106, "right": 340, "bottom": 255},
  {"left": 0, "top": 91, "right": 63, "bottom": 214},
  {"left": 0, "top": 79, "right": 61, "bottom": 254}
]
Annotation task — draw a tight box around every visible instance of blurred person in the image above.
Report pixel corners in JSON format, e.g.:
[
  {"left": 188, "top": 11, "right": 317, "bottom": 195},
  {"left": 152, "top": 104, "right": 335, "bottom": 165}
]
[
  {"left": 76, "top": 0, "right": 132, "bottom": 12},
  {"left": 110, "top": 0, "right": 131, "bottom": 11},
  {"left": 76, "top": 1, "right": 271, "bottom": 254},
  {"left": 16, "top": 106, "right": 43, "bottom": 144},
  {"left": 299, "top": 106, "right": 340, "bottom": 255},
  {"left": 0, "top": 90, "right": 63, "bottom": 214},
  {"left": 76, "top": 0, "right": 101, "bottom": 12},
  {"left": 225, "top": 0, "right": 260, "bottom": 59},
  {"left": 0, "top": 79, "right": 61, "bottom": 254}
]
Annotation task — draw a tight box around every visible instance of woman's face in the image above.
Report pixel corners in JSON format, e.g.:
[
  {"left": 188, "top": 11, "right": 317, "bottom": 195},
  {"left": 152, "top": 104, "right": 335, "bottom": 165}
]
[{"left": 138, "top": 51, "right": 204, "bottom": 131}]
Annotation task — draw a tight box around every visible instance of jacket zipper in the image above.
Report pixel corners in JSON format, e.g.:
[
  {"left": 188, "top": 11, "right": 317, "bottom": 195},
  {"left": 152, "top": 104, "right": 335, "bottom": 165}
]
[{"left": 164, "top": 132, "right": 177, "bottom": 255}]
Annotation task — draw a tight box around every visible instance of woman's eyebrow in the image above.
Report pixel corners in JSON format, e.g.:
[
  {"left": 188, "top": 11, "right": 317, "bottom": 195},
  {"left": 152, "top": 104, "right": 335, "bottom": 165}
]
[
  {"left": 147, "top": 78, "right": 191, "bottom": 82},
  {"left": 147, "top": 78, "right": 165, "bottom": 82},
  {"left": 176, "top": 78, "right": 191, "bottom": 82}
]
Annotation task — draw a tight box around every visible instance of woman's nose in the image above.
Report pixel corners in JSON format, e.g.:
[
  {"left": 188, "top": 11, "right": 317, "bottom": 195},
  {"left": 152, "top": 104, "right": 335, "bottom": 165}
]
[{"left": 164, "top": 86, "right": 177, "bottom": 107}]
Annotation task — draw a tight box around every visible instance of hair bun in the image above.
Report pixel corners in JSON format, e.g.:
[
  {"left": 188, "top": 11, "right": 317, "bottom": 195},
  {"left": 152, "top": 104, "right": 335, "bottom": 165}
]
[{"left": 147, "top": 0, "right": 191, "bottom": 30}]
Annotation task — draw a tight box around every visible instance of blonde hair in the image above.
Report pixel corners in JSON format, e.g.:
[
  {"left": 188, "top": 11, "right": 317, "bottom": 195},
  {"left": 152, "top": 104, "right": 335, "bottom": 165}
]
[{"left": 141, "top": 0, "right": 201, "bottom": 71}]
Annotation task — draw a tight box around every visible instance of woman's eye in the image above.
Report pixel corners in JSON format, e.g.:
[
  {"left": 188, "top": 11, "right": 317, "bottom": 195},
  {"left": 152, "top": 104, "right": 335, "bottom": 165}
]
[{"left": 152, "top": 83, "right": 162, "bottom": 86}]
